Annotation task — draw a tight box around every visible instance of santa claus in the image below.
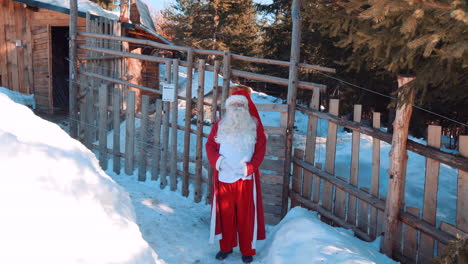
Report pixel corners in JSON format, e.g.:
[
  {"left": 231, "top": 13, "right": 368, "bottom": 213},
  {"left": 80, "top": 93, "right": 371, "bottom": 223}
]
[{"left": 206, "top": 87, "right": 267, "bottom": 263}]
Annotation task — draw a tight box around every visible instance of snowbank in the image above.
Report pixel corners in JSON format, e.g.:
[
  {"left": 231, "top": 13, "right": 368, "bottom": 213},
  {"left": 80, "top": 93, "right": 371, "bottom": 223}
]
[
  {"left": 261, "top": 207, "right": 396, "bottom": 264},
  {"left": 0, "top": 87, "right": 35, "bottom": 109},
  {"left": 0, "top": 92, "right": 162, "bottom": 263}
]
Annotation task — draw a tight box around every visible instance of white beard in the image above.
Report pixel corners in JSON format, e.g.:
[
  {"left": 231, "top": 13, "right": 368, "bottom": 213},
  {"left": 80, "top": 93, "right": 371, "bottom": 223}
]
[{"left": 216, "top": 106, "right": 257, "bottom": 145}]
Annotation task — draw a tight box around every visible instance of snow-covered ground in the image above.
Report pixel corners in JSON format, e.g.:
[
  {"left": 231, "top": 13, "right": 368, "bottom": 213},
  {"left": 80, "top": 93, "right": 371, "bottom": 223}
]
[{"left": 0, "top": 90, "right": 398, "bottom": 263}]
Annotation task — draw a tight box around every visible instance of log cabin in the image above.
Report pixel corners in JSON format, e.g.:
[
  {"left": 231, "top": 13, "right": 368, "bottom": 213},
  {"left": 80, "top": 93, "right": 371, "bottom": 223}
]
[{"left": 0, "top": 0, "right": 170, "bottom": 113}]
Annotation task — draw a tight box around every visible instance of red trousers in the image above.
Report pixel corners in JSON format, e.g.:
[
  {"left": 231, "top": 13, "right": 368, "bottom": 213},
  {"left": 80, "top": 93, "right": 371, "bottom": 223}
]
[{"left": 218, "top": 179, "right": 256, "bottom": 256}]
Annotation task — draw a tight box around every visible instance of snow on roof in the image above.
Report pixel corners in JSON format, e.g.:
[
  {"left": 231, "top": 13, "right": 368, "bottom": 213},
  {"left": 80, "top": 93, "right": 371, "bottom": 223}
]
[
  {"left": 14, "top": 0, "right": 119, "bottom": 19},
  {"left": 14, "top": 0, "right": 171, "bottom": 44}
]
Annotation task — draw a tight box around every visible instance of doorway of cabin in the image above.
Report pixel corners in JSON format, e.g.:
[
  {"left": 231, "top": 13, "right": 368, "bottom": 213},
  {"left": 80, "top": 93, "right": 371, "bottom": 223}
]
[{"left": 51, "top": 26, "right": 70, "bottom": 113}]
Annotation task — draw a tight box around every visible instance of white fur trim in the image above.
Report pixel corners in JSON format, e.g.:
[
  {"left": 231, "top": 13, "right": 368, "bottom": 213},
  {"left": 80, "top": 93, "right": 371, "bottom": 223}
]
[
  {"left": 252, "top": 173, "right": 258, "bottom": 250},
  {"left": 225, "top": 95, "right": 248, "bottom": 108},
  {"left": 243, "top": 163, "right": 248, "bottom": 177},
  {"left": 215, "top": 156, "right": 224, "bottom": 171},
  {"left": 209, "top": 194, "right": 217, "bottom": 244}
]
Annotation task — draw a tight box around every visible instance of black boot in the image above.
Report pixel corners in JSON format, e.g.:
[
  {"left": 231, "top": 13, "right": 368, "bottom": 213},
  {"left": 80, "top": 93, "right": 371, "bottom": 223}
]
[
  {"left": 242, "top": 255, "right": 253, "bottom": 263},
  {"left": 215, "top": 249, "right": 233, "bottom": 260}
]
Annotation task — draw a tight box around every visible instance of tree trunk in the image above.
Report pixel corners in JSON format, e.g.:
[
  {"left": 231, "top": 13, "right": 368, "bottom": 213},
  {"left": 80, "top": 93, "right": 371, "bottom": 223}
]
[{"left": 382, "top": 75, "right": 415, "bottom": 257}]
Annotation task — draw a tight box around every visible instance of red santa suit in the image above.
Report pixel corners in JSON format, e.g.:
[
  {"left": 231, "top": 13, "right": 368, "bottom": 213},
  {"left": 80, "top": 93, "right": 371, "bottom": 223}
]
[{"left": 206, "top": 90, "right": 267, "bottom": 257}]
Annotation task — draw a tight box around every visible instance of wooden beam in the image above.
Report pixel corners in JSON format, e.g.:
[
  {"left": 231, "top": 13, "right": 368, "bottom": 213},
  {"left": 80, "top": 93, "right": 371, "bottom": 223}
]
[
  {"left": 383, "top": 75, "right": 416, "bottom": 257},
  {"left": 69, "top": 0, "right": 78, "bottom": 138},
  {"left": 282, "top": 0, "right": 302, "bottom": 218},
  {"left": 293, "top": 157, "right": 386, "bottom": 211},
  {"left": 295, "top": 106, "right": 468, "bottom": 172}
]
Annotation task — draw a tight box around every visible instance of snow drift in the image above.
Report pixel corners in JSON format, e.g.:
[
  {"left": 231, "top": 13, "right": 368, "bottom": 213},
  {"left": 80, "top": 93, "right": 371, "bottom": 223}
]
[{"left": 0, "top": 91, "right": 162, "bottom": 264}]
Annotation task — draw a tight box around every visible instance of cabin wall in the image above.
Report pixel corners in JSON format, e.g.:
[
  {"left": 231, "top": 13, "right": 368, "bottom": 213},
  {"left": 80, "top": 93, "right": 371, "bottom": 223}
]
[{"left": 0, "top": 0, "right": 86, "bottom": 111}]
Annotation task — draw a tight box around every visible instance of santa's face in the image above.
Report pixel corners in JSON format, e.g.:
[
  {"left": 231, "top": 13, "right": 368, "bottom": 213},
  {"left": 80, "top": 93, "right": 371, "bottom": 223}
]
[{"left": 217, "top": 98, "right": 257, "bottom": 143}]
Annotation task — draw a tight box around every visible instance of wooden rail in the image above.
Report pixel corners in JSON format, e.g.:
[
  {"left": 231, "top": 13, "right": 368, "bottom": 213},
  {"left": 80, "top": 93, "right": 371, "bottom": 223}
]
[{"left": 296, "top": 105, "right": 468, "bottom": 172}]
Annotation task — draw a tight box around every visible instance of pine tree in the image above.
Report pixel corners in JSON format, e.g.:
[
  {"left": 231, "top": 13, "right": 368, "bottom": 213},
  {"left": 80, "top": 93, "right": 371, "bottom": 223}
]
[
  {"left": 161, "top": 0, "right": 262, "bottom": 64},
  {"left": 304, "top": 0, "right": 467, "bottom": 104}
]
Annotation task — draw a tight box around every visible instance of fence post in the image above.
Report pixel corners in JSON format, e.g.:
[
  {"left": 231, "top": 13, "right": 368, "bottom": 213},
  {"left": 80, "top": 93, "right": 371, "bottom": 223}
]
[
  {"left": 138, "top": 95, "right": 149, "bottom": 181},
  {"left": 419, "top": 125, "right": 442, "bottom": 262},
  {"left": 281, "top": 0, "right": 302, "bottom": 218},
  {"left": 170, "top": 59, "right": 179, "bottom": 191},
  {"left": 369, "top": 112, "right": 381, "bottom": 239},
  {"left": 457, "top": 135, "right": 468, "bottom": 233},
  {"left": 69, "top": 0, "right": 78, "bottom": 138},
  {"left": 98, "top": 84, "right": 108, "bottom": 170},
  {"left": 125, "top": 90, "right": 136, "bottom": 175},
  {"left": 382, "top": 75, "right": 415, "bottom": 257},
  {"left": 182, "top": 48, "right": 194, "bottom": 197},
  {"left": 348, "top": 105, "right": 362, "bottom": 225},
  {"left": 112, "top": 87, "right": 121, "bottom": 174},
  {"left": 194, "top": 59, "right": 206, "bottom": 203},
  {"left": 221, "top": 51, "right": 231, "bottom": 117},
  {"left": 291, "top": 148, "right": 304, "bottom": 208}
]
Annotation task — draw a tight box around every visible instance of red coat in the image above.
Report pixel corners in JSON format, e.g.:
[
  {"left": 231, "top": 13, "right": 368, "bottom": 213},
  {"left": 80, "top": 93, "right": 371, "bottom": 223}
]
[{"left": 206, "top": 91, "right": 267, "bottom": 243}]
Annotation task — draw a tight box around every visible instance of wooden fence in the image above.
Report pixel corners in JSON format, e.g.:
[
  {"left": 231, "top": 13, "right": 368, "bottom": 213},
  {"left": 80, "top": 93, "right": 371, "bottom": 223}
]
[
  {"left": 74, "top": 15, "right": 335, "bottom": 224},
  {"left": 72, "top": 13, "right": 468, "bottom": 264},
  {"left": 290, "top": 88, "right": 468, "bottom": 263}
]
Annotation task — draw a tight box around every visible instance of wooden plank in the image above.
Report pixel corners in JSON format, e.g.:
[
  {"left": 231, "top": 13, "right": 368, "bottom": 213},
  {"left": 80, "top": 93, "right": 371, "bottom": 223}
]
[
  {"left": 160, "top": 100, "right": 170, "bottom": 188},
  {"left": 24, "top": 9, "right": 34, "bottom": 94},
  {"left": 403, "top": 206, "right": 419, "bottom": 263},
  {"left": 291, "top": 148, "right": 304, "bottom": 208},
  {"left": 304, "top": 87, "right": 320, "bottom": 203},
  {"left": 194, "top": 59, "right": 205, "bottom": 203},
  {"left": 125, "top": 91, "right": 136, "bottom": 175},
  {"left": 206, "top": 59, "right": 220, "bottom": 203},
  {"left": 261, "top": 173, "right": 284, "bottom": 184},
  {"left": 323, "top": 99, "right": 339, "bottom": 213},
  {"left": 358, "top": 187, "right": 370, "bottom": 234},
  {"left": 14, "top": 3, "right": 26, "bottom": 94},
  {"left": 47, "top": 24, "right": 52, "bottom": 113},
  {"left": 160, "top": 61, "right": 171, "bottom": 189},
  {"left": 138, "top": 95, "right": 149, "bottom": 181},
  {"left": 348, "top": 105, "right": 362, "bottom": 226},
  {"left": 0, "top": 10, "right": 9, "bottom": 88},
  {"left": 98, "top": 85, "right": 108, "bottom": 170},
  {"left": 5, "top": 5, "right": 19, "bottom": 92},
  {"left": 457, "top": 135, "right": 468, "bottom": 233},
  {"left": 295, "top": 105, "right": 468, "bottom": 173},
  {"left": 369, "top": 112, "right": 381, "bottom": 239},
  {"left": 334, "top": 176, "right": 347, "bottom": 219},
  {"left": 151, "top": 100, "right": 163, "bottom": 181},
  {"left": 260, "top": 159, "right": 285, "bottom": 173},
  {"left": 438, "top": 221, "right": 468, "bottom": 256},
  {"left": 113, "top": 87, "right": 121, "bottom": 174},
  {"left": 293, "top": 158, "right": 386, "bottom": 211},
  {"left": 262, "top": 182, "right": 283, "bottom": 195},
  {"left": 79, "top": 70, "right": 87, "bottom": 143},
  {"left": 182, "top": 49, "right": 194, "bottom": 197},
  {"left": 221, "top": 51, "right": 231, "bottom": 116},
  {"left": 419, "top": 125, "right": 441, "bottom": 262},
  {"left": 266, "top": 137, "right": 286, "bottom": 158},
  {"left": 84, "top": 84, "right": 94, "bottom": 149},
  {"left": 256, "top": 103, "right": 288, "bottom": 112},
  {"left": 264, "top": 126, "right": 286, "bottom": 136},
  {"left": 170, "top": 59, "right": 179, "bottom": 191}
]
